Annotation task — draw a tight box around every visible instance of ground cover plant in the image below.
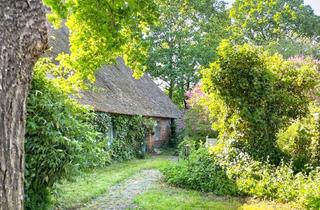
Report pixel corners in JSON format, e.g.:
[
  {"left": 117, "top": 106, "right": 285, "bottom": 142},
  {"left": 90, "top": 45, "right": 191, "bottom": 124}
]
[{"left": 134, "top": 184, "right": 242, "bottom": 210}]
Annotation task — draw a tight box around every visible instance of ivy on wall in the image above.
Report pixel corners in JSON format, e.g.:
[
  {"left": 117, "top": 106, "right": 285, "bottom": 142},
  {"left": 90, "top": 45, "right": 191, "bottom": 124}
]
[{"left": 92, "top": 112, "right": 155, "bottom": 161}]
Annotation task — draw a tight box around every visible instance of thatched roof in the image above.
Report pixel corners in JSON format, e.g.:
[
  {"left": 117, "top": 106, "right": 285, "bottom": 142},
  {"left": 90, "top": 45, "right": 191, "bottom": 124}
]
[
  {"left": 78, "top": 58, "right": 179, "bottom": 118},
  {"left": 47, "top": 24, "right": 179, "bottom": 119}
]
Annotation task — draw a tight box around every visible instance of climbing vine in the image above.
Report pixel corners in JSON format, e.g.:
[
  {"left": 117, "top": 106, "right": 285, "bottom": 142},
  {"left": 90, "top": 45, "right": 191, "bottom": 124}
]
[{"left": 92, "top": 112, "right": 155, "bottom": 161}]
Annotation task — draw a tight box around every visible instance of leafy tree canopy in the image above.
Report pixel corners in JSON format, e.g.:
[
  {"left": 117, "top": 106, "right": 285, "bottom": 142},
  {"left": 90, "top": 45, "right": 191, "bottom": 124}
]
[
  {"left": 43, "top": 0, "right": 159, "bottom": 91},
  {"left": 229, "top": 0, "right": 320, "bottom": 58},
  {"left": 146, "top": 0, "right": 229, "bottom": 106},
  {"left": 230, "top": 0, "right": 320, "bottom": 44}
]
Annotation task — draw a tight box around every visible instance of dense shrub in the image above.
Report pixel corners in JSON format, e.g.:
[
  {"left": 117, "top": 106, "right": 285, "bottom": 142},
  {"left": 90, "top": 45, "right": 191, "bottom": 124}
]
[
  {"left": 165, "top": 41, "right": 320, "bottom": 209},
  {"left": 214, "top": 146, "right": 320, "bottom": 209},
  {"left": 277, "top": 107, "right": 320, "bottom": 172},
  {"left": 25, "top": 59, "right": 110, "bottom": 209},
  {"left": 163, "top": 147, "right": 239, "bottom": 195},
  {"left": 164, "top": 146, "right": 320, "bottom": 209},
  {"left": 201, "top": 40, "right": 319, "bottom": 163}
]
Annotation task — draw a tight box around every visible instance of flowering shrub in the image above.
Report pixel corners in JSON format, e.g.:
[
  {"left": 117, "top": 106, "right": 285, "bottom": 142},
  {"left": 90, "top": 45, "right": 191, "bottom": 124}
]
[
  {"left": 184, "top": 83, "right": 217, "bottom": 142},
  {"left": 214, "top": 145, "right": 320, "bottom": 209}
]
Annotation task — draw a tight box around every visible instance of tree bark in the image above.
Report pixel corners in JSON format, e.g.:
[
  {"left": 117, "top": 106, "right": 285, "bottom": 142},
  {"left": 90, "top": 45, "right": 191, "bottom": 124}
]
[
  {"left": 0, "top": 1, "right": 48, "bottom": 209},
  {"left": 168, "top": 79, "right": 174, "bottom": 100}
]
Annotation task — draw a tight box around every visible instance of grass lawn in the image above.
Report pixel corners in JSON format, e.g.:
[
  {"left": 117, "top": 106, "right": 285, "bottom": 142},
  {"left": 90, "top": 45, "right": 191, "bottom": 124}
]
[
  {"left": 53, "top": 156, "right": 170, "bottom": 209},
  {"left": 134, "top": 183, "right": 300, "bottom": 210},
  {"left": 134, "top": 183, "right": 241, "bottom": 210},
  {"left": 53, "top": 155, "right": 299, "bottom": 210}
]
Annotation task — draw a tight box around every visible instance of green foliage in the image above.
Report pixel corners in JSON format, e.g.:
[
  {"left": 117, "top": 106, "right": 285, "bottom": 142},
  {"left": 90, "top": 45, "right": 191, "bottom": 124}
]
[
  {"left": 213, "top": 146, "right": 320, "bottom": 209},
  {"left": 229, "top": 0, "right": 320, "bottom": 45},
  {"left": 43, "top": 0, "right": 159, "bottom": 91},
  {"left": 164, "top": 145, "right": 320, "bottom": 209},
  {"left": 184, "top": 103, "right": 217, "bottom": 142},
  {"left": 91, "top": 112, "right": 155, "bottom": 161},
  {"left": 91, "top": 112, "right": 112, "bottom": 135},
  {"left": 163, "top": 147, "right": 238, "bottom": 195},
  {"left": 25, "top": 59, "right": 109, "bottom": 209},
  {"left": 266, "top": 35, "right": 320, "bottom": 59},
  {"left": 277, "top": 106, "right": 320, "bottom": 171},
  {"left": 146, "top": 0, "right": 229, "bottom": 105},
  {"left": 111, "top": 114, "right": 154, "bottom": 160},
  {"left": 229, "top": 0, "right": 320, "bottom": 59},
  {"left": 201, "top": 40, "right": 319, "bottom": 163}
]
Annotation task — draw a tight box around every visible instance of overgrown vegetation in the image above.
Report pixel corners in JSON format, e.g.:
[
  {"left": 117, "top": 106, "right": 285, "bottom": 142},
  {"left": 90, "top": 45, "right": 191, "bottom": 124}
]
[
  {"left": 201, "top": 40, "right": 318, "bottom": 163},
  {"left": 92, "top": 112, "right": 155, "bottom": 161},
  {"left": 165, "top": 145, "right": 320, "bottom": 209},
  {"left": 164, "top": 148, "right": 238, "bottom": 195},
  {"left": 164, "top": 41, "right": 320, "bottom": 209},
  {"left": 20, "top": 0, "right": 320, "bottom": 209},
  {"left": 277, "top": 105, "right": 320, "bottom": 172},
  {"left": 25, "top": 59, "right": 156, "bottom": 209},
  {"left": 25, "top": 59, "right": 110, "bottom": 209}
]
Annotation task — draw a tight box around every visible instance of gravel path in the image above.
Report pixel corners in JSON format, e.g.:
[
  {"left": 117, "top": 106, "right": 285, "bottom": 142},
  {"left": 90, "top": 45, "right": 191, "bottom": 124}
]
[{"left": 81, "top": 169, "right": 162, "bottom": 210}]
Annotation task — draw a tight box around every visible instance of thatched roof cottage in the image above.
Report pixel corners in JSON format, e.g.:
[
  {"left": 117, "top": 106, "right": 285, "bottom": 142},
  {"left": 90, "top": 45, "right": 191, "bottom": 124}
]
[
  {"left": 47, "top": 24, "right": 180, "bottom": 150},
  {"left": 78, "top": 58, "right": 179, "bottom": 150}
]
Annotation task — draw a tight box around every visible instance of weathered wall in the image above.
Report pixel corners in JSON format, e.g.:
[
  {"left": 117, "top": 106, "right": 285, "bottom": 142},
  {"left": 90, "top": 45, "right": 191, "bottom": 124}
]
[{"left": 147, "top": 117, "right": 171, "bottom": 151}]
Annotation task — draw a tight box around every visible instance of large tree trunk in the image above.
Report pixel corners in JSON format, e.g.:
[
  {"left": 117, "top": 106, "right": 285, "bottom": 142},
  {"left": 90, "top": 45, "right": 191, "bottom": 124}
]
[{"left": 0, "top": 1, "right": 48, "bottom": 209}]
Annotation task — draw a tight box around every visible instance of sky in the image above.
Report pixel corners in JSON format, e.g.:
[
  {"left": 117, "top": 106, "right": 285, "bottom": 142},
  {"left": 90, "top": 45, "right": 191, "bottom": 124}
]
[{"left": 224, "top": 0, "right": 320, "bottom": 16}]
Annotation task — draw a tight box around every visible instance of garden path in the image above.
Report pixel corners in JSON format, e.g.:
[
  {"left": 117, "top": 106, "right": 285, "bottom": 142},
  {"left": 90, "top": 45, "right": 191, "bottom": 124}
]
[{"left": 81, "top": 169, "right": 162, "bottom": 210}]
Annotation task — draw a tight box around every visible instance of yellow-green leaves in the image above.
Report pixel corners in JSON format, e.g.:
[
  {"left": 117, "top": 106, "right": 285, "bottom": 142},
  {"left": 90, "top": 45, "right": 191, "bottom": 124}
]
[
  {"left": 43, "top": 0, "right": 159, "bottom": 92},
  {"left": 229, "top": 0, "right": 320, "bottom": 47},
  {"left": 201, "top": 41, "right": 319, "bottom": 163}
]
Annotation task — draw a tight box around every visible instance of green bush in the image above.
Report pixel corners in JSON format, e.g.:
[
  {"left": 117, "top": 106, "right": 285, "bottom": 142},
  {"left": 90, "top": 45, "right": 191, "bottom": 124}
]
[
  {"left": 164, "top": 146, "right": 320, "bottom": 209},
  {"left": 217, "top": 149, "right": 320, "bottom": 209},
  {"left": 163, "top": 147, "right": 239, "bottom": 195},
  {"left": 111, "top": 114, "right": 154, "bottom": 160},
  {"left": 201, "top": 40, "right": 319, "bottom": 163},
  {"left": 277, "top": 111, "right": 320, "bottom": 172},
  {"left": 25, "top": 59, "right": 110, "bottom": 209}
]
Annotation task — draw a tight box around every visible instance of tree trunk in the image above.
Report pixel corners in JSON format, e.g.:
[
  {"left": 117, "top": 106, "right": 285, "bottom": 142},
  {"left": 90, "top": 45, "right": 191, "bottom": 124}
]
[
  {"left": 168, "top": 79, "right": 174, "bottom": 99},
  {"left": 0, "top": 1, "right": 48, "bottom": 209}
]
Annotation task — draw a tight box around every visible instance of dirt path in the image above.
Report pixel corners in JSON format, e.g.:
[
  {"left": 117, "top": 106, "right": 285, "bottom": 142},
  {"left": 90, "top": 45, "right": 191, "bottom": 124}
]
[{"left": 81, "top": 169, "right": 162, "bottom": 210}]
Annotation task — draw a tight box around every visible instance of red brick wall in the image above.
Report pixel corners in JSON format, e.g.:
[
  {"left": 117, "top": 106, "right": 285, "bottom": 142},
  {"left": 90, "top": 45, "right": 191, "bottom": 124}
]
[{"left": 147, "top": 117, "right": 171, "bottom": 151}]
